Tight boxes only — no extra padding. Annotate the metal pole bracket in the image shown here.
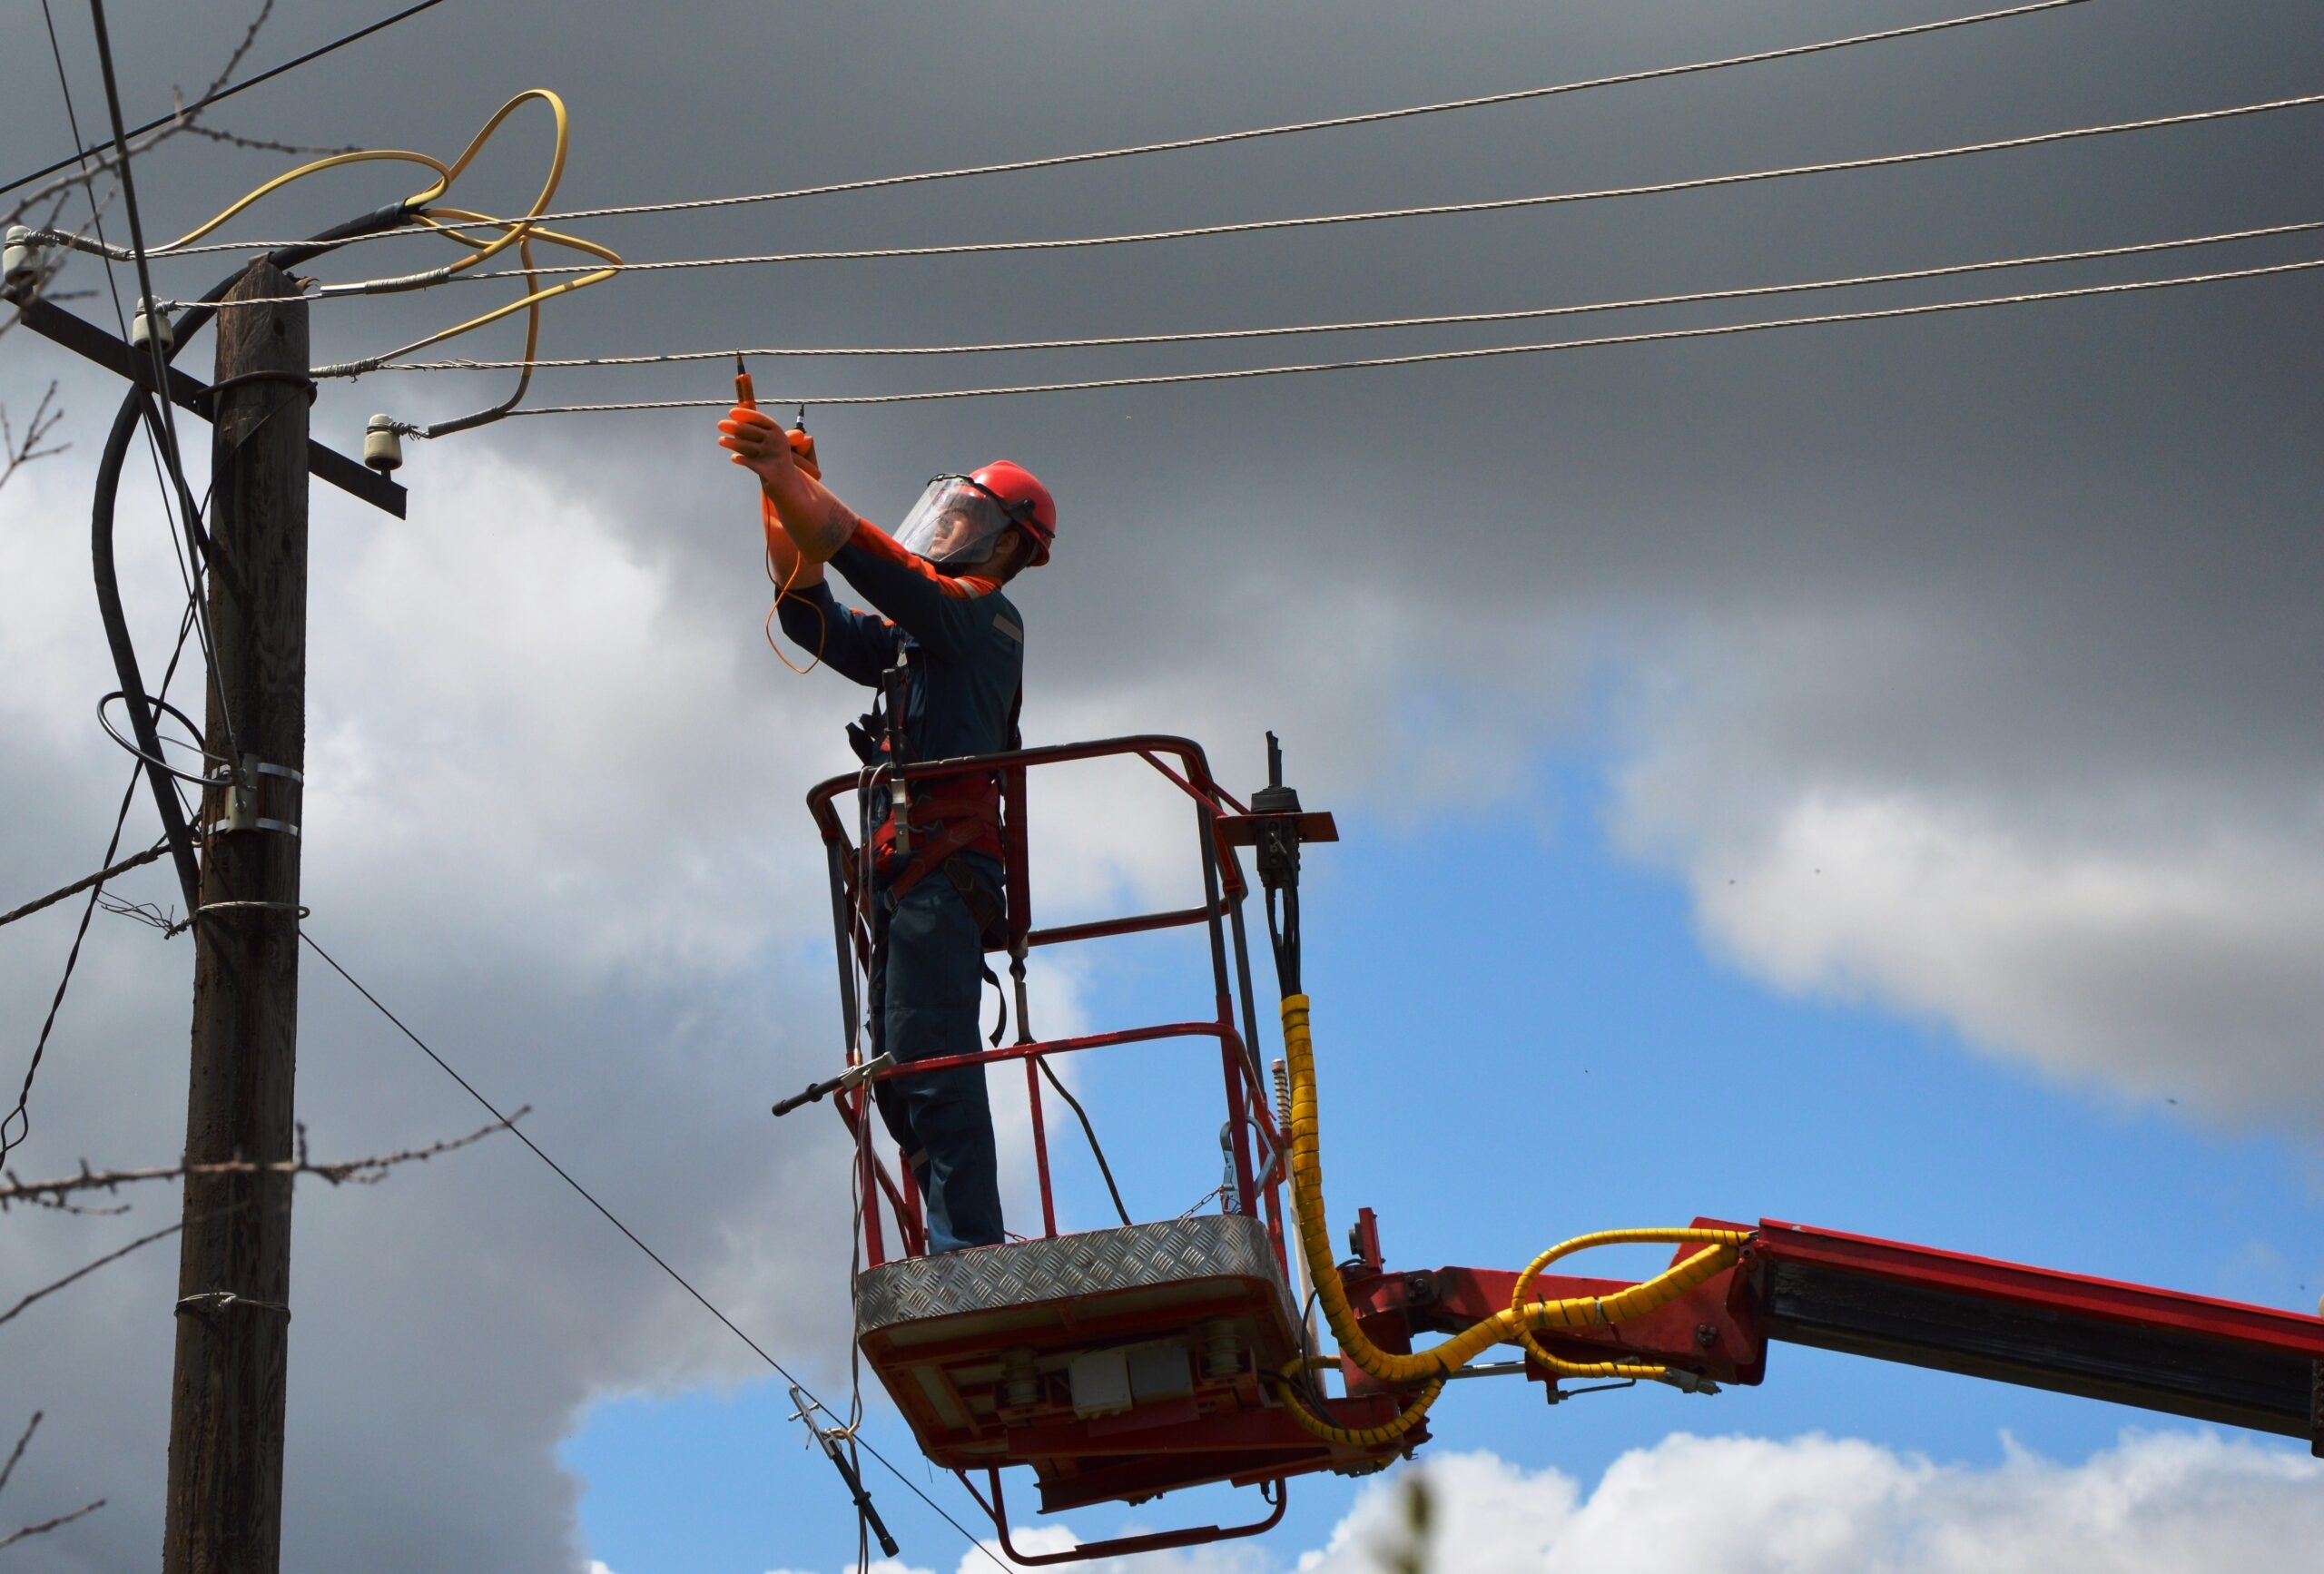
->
[216,757,302,838]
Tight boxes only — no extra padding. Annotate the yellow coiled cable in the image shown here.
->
[123,91,617,385]
[1279,993,1751,1392]
[142,148,451,254]
[135,89,562,262]
[404,207,621,367]
[403,89,569,279]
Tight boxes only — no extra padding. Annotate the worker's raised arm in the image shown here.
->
[822,523,990,662]
[720,406,856,564]
[774,577,901,686]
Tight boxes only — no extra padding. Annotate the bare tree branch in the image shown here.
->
[1,0,281,349]
[0,382,69,496]
[3,116,175,243]
[176,122,360,159]
[0,1109,530,1212]
[5,0,275,233]
[192,0,280,112]
[0,1219,184,1330]
[0,1412,35,1498]
[0,1415,106,1551]
[0,1497,108,1550]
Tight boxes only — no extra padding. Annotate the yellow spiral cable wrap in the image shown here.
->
[1270,1363,1445,1447]
[1503,1226,1753,1379]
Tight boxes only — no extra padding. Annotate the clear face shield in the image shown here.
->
[893,475,1022,569]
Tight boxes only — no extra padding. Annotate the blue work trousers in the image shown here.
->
[869,860,1004,1254]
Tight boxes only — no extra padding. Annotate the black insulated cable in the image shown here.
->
[790,1384,901,1560]
[86,0,247,771]
[92,394,204,911]
[1035,1057,1133,1228]
[90,203,418,920]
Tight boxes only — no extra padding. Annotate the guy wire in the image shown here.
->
[300,931,1009,1570]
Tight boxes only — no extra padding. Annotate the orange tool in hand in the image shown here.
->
[735,353,819,478]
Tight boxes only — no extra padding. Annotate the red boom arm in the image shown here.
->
[1338,1214,2324,1453]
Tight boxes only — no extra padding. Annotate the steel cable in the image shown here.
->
[157,0,2091,253]
[496,252,2324,414]
[253,92,2324,296]
[348,220,2324,372]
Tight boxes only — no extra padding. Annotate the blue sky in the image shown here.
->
[564,750,2323,1573]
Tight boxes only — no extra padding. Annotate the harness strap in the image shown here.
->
[881,797,1002,900]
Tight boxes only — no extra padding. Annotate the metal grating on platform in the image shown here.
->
[854,1215,1293,1336]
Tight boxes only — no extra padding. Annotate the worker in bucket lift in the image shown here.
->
[721,405,1056,1254]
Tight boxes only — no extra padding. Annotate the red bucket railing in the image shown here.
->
[805,736,1286,1274]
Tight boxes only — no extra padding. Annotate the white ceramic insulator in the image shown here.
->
[130,297,172,351]
[362,415,404,474]
[2,226,40,294]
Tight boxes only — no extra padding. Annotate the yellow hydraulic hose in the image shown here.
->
[1271,1363,1444,1448]
[1278,994,1751,1390]
[1507,1227,1750,1380]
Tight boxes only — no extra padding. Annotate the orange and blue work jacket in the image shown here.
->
[775,517,1024,893]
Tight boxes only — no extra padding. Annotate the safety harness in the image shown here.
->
[851,641,1020,954]
[850,642,1023,1048]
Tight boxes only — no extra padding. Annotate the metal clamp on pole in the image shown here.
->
[1212,733,1336,998]
[787,1384,901,1559]
[773,1052,894,1118]
[218,757,303,838]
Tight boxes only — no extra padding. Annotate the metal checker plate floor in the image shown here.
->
[854,1215,1293,1336]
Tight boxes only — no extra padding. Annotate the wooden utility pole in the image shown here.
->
[162,261,310,1574]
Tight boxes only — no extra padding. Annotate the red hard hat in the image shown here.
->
[970,460,1056,567]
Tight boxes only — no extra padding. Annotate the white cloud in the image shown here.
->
[864,1431,2324,1574]
[1610,615,2324,1124]
[303,446,828,980]
[1651,788,2324,1116]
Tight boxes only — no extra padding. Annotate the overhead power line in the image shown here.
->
[346,221,2323,372]
[298,931,1009,1571]
[167,0,2089,255]
[0,0,453,199]
[499,251,2324,414]
[281,91,2324,294]
[84,0,246,772]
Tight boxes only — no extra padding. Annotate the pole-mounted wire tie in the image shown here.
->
[175,1290,291,1320]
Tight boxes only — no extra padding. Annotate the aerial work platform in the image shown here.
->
[779,732,2324,1566]
[855,1215,1412,1517]
[793,737,1400,1562]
